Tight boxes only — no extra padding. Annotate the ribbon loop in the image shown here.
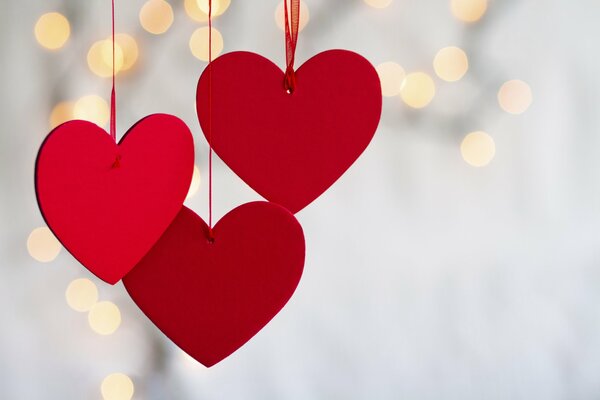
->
[283,0,300,93]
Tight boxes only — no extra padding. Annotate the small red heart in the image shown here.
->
[35,114,194,284]
[123,202,305,367]
[197,50,382,214]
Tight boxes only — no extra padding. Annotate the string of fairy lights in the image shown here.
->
[28,0,532,399]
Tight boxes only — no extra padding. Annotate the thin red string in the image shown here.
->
[284,0,300,92]
[207,0,214,239]
[110,0,116,142]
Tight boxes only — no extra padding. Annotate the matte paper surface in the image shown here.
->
[197,50,382,214]
[35,114,194,284]
[123,202,305,367]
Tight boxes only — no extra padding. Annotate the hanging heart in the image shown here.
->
[35,114,195,284]
[196,50,382,214]
[123,202,305,367]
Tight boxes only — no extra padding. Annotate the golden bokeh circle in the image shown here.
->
[461,131,495,167]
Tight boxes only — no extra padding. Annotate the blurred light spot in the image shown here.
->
[376,62,405,97]
[185,165,201,202]
[498,79,532,114]
[450,0,487,22]
[88,301,121,335]
[101,373,134,400]
[114,34,139,72]
[364,0,393,8]
[196,0,231,16]
[87,39,124,77]
[27,227,61,263]
[400,72,435,109]
[433,46,468,82]
[275,1,310,32]
[49,101,74,129]
[189,27,223,61]
[34,12,70,50]
[461,131,495,167]
[66,278,98,312]
[74,95,110,128]
[184,0,208,22]
[140,0,174,35]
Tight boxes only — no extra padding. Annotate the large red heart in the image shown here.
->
[123,202,305,367]
[35,114,194,284]
[196,50,382,214]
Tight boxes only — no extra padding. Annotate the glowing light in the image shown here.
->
[34,12,70,50]
[498,79,532,114]
[433,46,469,82]
[364,0,393,8]
[184,0,208,22]
[65,278,99,312]
[87,39,124,77]
[114,34,139,72]
[73,95,110,128]
[450,0,487,23]
[49,101,74,129]
[189,27,223,61]
[101,373,134,400]
[140,0,174,35]
[461,131,495,167]
[376,62,405,97]
[185,165,201,202]
[196,0,231,16]
[88,301,121,335]
[27,227,61,263]
[400,72,435,109]
[275,1,310,32]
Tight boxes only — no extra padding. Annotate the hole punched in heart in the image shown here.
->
[111,154,122,169]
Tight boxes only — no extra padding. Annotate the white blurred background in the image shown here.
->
[2,0,600,399]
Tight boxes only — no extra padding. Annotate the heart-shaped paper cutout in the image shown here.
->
[35,114,194,284]
[196,50,382,214]
[123,202,305,367]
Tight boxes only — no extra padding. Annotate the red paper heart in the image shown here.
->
[196,50,382,214]
[123,202,305,367]
[35,114,194,284]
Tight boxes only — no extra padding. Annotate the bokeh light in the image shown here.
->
[400,72,436,109]
[86,35,138,76]
[189,27,223,61]
[376,62,406,97]
[34,12,70,50]
[461,131,495,167]
[364,0,393,8]
[49,101,74,129]
[196,0,231,16]
[87,39,124,77]
[101,373,134,400]
[450,0,487,23]
[73,95,110,128]
[184,0,208,22]
[65,278,98,312]
[139,0,174,35]
[27,227,61,263]
[498,79,532,114]
[185,165,201,202]
[114,34,139,72]
[275,1,310,32]
[88,301,121,335]
[433,46,469,82]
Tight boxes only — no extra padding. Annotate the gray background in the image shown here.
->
[1,0,600,399]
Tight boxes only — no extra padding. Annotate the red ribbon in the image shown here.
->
[207,0,214,239]
[110,0,116,142]
[284,0,300,93]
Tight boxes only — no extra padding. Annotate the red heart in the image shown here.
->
[35,114,194,284]
[123,202,305,367]
[196,50,382,214]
